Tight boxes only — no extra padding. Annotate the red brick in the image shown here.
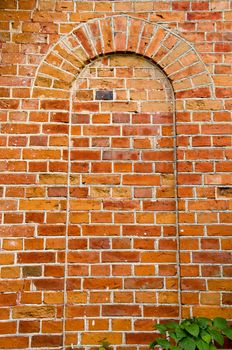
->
[17,252,55,263]
[0,337,29,349]
[144,306,179,317]
[19,320,40,333]
[181,279,206,290]
[187,12,221,20]
[103,305,141,316]
[31,335,62,348]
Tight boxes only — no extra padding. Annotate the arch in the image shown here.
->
[32,14,214,100]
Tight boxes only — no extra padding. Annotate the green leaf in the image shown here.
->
[200,330,211,344]
[185,324,200,337]
[209,345,217,350]
[223,327,232,340]
[195,338,209,350]
[149,340,157,349]
[210,330,224,346]
[156,324,167,334]
[197,318,212,329]
[213,317,228,330]
[179,337,196,350]
[175,328,187,341]
[156,338,171,350]
[181,320,191,328]
[171,347,181,350]
[166,322,179,330]
[168,330,178,341]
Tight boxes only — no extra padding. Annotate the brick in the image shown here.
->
[13,306,55,319]
[82,225,120,236]
[187,12,221,21]
[0,226,34,237]
[103,305,141,316]
[144,305,179,317]
[41,100,70,110]
[122,226,160,237]
[145,27,166,57]
[95,90,113,100]
[207,226,232,236]
[101,101,138,112]
[99,18,114,53]
[141,252,176,263]
[33,279,65,291]
[103,150,139,161]
[102,252,139,262]
[0,337,29,349]
[20,200,60,210]
[192,307,232,319]
[19,320,40,333]
[103,200,140,211]
[31,335,62,348]
[84,278,122,290]
[181,279,206,291]
[82,332,122,345]
[123,175,160,186]
[17,252,55,263]
[128,18,143,52]
[71,150,100,160]
[193,252,231,264]
[125,278,163,289]
[0,294,17,306]
[23,266,42,277]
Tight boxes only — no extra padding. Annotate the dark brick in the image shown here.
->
[95,90,113,100]
[217,187,232,198]
[23,266,42,277]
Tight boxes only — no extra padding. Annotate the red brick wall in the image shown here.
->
[0,2,231,349]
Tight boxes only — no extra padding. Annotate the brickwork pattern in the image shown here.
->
[0,2,232,350]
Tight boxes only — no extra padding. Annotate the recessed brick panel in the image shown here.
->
[66,54,176,347]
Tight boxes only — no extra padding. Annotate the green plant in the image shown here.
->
[98,339,111,350]
[150,317,232,350]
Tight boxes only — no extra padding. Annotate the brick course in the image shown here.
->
[0,2,231,349]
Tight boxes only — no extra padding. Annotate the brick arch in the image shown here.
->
[32,14,214,100]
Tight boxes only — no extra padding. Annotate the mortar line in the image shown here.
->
[173,93,182,321]
[62,89,73,350]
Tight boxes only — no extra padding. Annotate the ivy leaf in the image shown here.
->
[213,317,228,330]
[197,318,212,329]
[210,330,224,346]
[223,328,232,340]
[184,324,200,337]
[195,338,209,350]
[209,345,217,350]
[166,322,179,330]
[156,338,171,350]
[168,330,178,341]
[156,324,167,334]
[200,330,211,344]
[150,340,157,349]
[175,328,187,341]
[179,337,196,350]
[181,320,191,329]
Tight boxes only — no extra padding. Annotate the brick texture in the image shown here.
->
[0,2,231,350]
